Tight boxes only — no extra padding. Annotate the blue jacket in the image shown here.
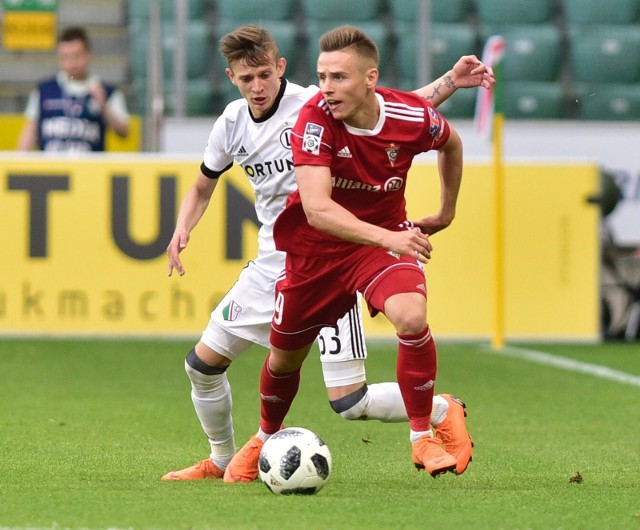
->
[37,77,115,151]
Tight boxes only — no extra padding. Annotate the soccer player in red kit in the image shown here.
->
[224,24,468,481]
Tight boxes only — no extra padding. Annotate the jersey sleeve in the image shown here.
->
[202,114,235,175]
[291,103,334,167]
[423,103,451,151]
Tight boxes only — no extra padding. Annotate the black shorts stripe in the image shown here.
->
[347,303,366,359]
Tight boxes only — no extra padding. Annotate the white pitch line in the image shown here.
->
[484,345,640,387]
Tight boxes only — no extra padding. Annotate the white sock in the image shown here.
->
[431,394,449,426]
[338,385,450,426]
[185,361,235,469]
[410,428,434,444]
[256,428,272,443]
[358,382,408,422]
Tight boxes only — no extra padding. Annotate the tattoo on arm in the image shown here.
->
[420,75,457,102]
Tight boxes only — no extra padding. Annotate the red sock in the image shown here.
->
[396,326,437,433]
[259,354,301,434]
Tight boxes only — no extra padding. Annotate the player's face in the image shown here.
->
[317,49,378,129]
[226,57,286,118]
[58,39,92,80]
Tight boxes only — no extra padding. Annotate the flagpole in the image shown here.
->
[492,110,505,349]
[475,35,506,349]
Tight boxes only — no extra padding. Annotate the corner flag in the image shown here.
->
[474,35,505,139]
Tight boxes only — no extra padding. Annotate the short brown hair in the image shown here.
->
[59,26,91,50]
[319,25,379,67]
[219,24,280,67]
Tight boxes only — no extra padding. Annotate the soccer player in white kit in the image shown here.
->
[163,24,494,481]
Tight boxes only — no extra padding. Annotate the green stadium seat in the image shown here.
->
[128,0,209,21]
[574,83,640,120]
[480,24,562,82]
[563,0,640,24]
[476,0,555,24]
[568,25,640,83]
[301,0,385,21]
[216,0,296,21]
[437,87,478,119]
[183,78,216,116]
[164,21,211,79]
[503,81,567,119]
[396,22,479,88]
[129,20,211,80]
[130,76,215,116]
[390,0,473,23]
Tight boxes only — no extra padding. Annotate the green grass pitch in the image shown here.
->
[0,338,638,529]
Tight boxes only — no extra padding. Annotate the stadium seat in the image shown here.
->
[479,24,562,82]
[390,0,473,23]
[129,20,211,81]
[476,0,555,24]
[563,0,640,25]
[216,0,296,21]
[183,77,216,116]
[568,25,640,83]
[131,76,215,116]
[128,0,208,21]
[574,83,640,120]
[218,77,243,108]
[437,87,478,119]
[301,0,385,21]
[503,81,567,119]
[396,22,479,88]
[164,20,211,79]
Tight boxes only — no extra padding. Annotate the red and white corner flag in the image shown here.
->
[474,35,505,139]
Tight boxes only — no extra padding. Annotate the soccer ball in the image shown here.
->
[258,427,332,495]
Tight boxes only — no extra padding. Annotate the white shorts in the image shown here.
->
[200,252,369,387]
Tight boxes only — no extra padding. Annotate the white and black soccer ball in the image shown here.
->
[258,427,332,495]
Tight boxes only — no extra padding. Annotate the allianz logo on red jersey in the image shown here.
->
[331,175,404,192]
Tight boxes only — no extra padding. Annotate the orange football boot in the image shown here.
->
[223,436,264,483]
[161,458,224,481]
[434,394,474,475]
[411,435,457,477]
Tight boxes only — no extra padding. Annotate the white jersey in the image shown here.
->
[202,79,319,257]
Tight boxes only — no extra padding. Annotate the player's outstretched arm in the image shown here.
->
[413,55,495,107]
[414,126,464,237]
[167,172,218,276]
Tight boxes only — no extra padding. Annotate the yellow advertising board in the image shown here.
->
[2,10,56,49]
[2,0,58,50]
[0,154,600,340]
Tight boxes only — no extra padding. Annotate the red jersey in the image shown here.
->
[274,86,450,257]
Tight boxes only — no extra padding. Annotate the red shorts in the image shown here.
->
[270,245,426,350]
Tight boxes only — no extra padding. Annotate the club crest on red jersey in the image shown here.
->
[385,143,399,167]
[427,107,440,137]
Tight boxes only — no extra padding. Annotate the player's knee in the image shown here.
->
[184,348,228,392]
[329,385,370,421]
[395,315,428,336]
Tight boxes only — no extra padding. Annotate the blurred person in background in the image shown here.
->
[18,26,130,152]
